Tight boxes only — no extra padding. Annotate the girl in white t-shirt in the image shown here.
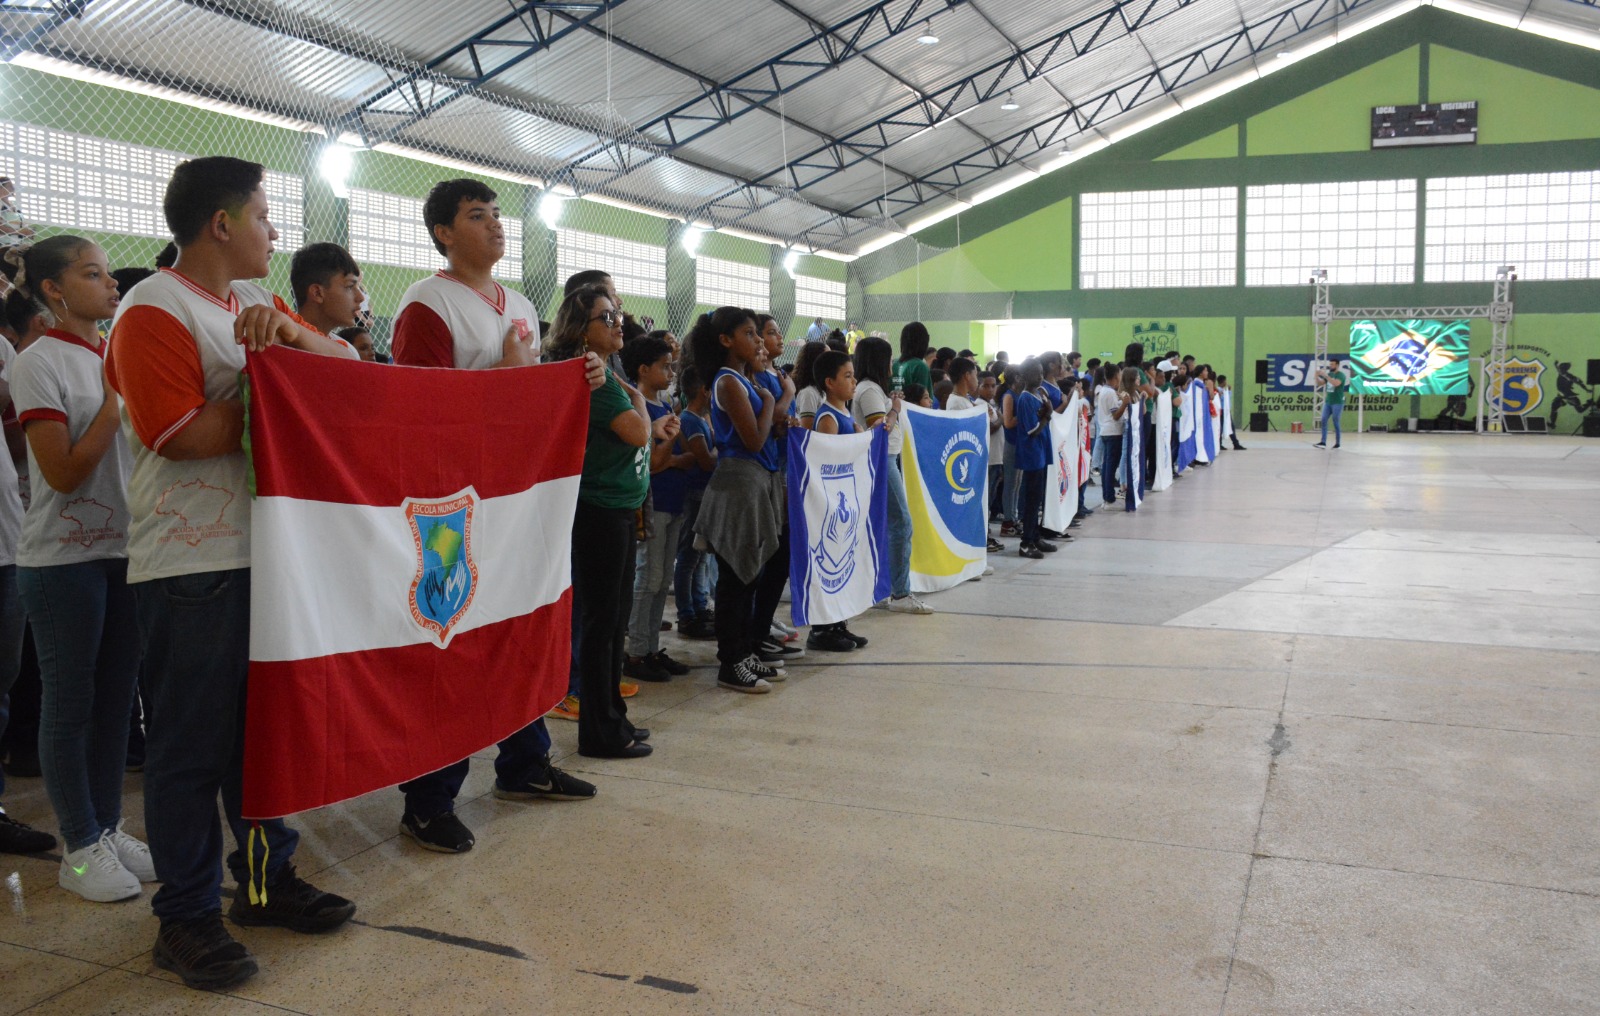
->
[4,236,149,903]
[851,337,926,613]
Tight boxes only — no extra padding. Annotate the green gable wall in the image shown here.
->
[1246,47,1421,157]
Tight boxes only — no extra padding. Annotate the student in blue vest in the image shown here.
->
[1013,358,1057,559]
[690,307,792,693]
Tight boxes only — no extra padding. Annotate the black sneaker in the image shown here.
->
[840,625,869,648]
[1313,441,1326,448]
[650,650,690,676]
[680,617,717,640]
[806,626,857,652]
[757,637,803,661]
[622,654,670,683]
[1019,543,1044,559]
[1037,541,1059,553]
[744,655,786,682]
[0,810,56,854]
[155,912,258,991]
[985,537,1003,553]
[717,659,772,694]
[227,865,355,933]
[493,760,596,802]
[400,811,476,853]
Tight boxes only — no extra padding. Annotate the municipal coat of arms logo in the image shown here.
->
[405,488,480,648]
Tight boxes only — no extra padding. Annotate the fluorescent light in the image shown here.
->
[1001,92,1020,111]
[782,249,801,277]
[372,142,543,187]
[856,229,908,257]
[972,167,1039,204]
[904,200,971,235]
[917,20,939,44]
[317,142,356,199]
[537,191,565,228]
[681,224,706,257]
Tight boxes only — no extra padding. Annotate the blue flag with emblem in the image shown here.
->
[787,426,891,626]
[901,403,990,593]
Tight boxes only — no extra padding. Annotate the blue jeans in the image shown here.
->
[1101,434,1123,505]
[1321,402,1344,444]
[626,508,682,657]
[885,454,912,599]
[136,568,299,920]
[0,565,26,802]
[674,491,711,621]
[20,559,141,852]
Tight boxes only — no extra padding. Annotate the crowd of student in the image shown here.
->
[0,155,1243,994]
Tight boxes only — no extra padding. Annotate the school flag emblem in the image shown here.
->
[788,427,890,625]
[240,347,587,819]
[901,404,989,593]
[1043,396,1081,532]
[405,491,478,646]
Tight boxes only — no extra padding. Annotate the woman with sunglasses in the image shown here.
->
[545,285,676,759]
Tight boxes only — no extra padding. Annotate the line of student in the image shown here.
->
[0,154,1240,996]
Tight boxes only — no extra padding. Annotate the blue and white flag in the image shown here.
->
[1176,383,1197,473]
[787,427,891,626]
[1122,399,1144,511]
[901,404,990,593]
[1188,378,1214,463]
[1153,389,1174,492]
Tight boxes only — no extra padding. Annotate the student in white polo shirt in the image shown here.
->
[107,156,359,991]
[391,178,605,855]
[6,235,147,905]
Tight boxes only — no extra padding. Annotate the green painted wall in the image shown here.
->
[848,8,1600,433]
[1156,125,1240,162]
[867,199,1072,295]
[1429,47,1600,145]
[1247,47,1421,157]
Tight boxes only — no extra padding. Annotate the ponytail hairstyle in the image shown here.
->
[2,235,97,333]
[684,305,755,378]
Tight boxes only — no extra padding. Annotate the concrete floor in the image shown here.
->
[3,433,1598,1014]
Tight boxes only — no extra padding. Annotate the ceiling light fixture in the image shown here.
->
[1000,91,1019,111]
[917,19,939,44]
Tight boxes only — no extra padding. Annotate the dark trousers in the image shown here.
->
[750,527,790,639]
[1020,468,1046,544]
[573,505,637,753]
[1100,434,1123,505]
[1143,414,1156,483]
[0,566,26,800]
[713,545,784,668]
[137,569,299,921]
[673,491,707,622]
[399,715,552,819]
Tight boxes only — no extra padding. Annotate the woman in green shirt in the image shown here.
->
[893,321,934,394]
[545,284,678,759]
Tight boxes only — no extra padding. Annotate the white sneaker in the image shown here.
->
[107,820,156,882]
[60,833,141,902]
[886,594,934,615]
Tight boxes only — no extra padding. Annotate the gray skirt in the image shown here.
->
[694,456,784,585]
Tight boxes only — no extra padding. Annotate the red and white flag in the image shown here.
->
[241,346,585,818]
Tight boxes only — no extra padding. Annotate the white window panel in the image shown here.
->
[555,227,665,299]
[1079,186,1237,289]
[350,188,522,281]
[1426,170,1600,282]
[0,119,303,248]
[1244,179,1416,286]
[696,255,770,308]
[794,274,845,321]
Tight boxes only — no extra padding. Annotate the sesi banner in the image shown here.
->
[240,347,585,819]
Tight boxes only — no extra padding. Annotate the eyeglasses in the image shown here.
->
[589,310,621,327]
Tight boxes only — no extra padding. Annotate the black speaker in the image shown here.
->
[1416,419,1434,432]
[1525,417,1548,433]
[1584,416,1600,438]
[1588,359,1600,385]
[1255,359,1269,385]
[1249,412,1268,432]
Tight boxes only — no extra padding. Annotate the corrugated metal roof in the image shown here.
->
[3,0,1589,255]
